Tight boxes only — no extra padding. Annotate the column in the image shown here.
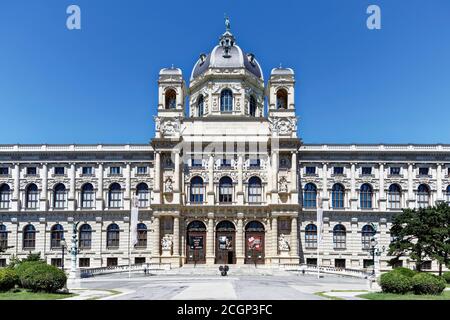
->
[322,162,328,209]
[290,216,298,258]
[124,163,131,210]
[173,216,180,258]
[174,151,180,192]
[379,163,386,210]
[40,163,48,211]
[408,163,414,208]
[236,214,244,264]
[13,163,20,211]
[208,155,214,204]
[272,151,278,192]
[69,163,75,210]
[237,155,244,205]
[154,152,161,191]
[350,162,357,210]
[437,163,443,201]
[97,163,104,210]
[291,152,297,192]
[152,216,160,261]
[206,213,214,264]
[272,217,278,261]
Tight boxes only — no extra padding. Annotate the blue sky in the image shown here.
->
[0,0,449,144]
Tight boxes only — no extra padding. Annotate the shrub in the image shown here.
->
[392,267,416,278]
[443,271,450,284]
[380,271,412,294]
[15,261,45,279]
[19,263,66,293]
[411,273,446,295]
[0,268,19,292]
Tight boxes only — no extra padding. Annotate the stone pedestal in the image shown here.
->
[161,248,171,257]
[279,249,290,257]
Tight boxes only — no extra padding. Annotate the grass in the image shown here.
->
[358,291,450,300]
[0,289,77,300]
[315,291,345,300]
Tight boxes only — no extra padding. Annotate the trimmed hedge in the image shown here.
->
[19,263,67,293]
[443,271,450,284]
[392,267,416,278]
[380,271,413,294]
[411,273,446,295]
[0,268,19,292]
[15,261,45,279]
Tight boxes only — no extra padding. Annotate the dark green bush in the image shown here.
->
[392,267,416,278]
[15,261,45,279]
[19,263,66,293]
[0,268,19,292]
[380,271,412,294]
[442,271,450,284]
[411,273,446,295]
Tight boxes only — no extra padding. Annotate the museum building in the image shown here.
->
[0,24,449,272]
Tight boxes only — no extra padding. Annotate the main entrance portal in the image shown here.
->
[245,221,265,264]
[186,220,207,264]
[215,220,236,264]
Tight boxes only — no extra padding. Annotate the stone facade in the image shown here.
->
[0,25,449,272]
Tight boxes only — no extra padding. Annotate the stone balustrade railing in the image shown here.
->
[80,262,171,278]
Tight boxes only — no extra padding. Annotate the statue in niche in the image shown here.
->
[161,234,173,250]
[164,177,173,193]
[278,234,290,251]
[279,177,288,193]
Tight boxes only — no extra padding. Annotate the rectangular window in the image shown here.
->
[51,258,62,268]
[305,166,316,175]
[363,259,374,269]
[221,159,232,168]
[361,167,372,175]
[79,258,90,268]
[421,261,432,270]
[391,260,403,269]
[0,229,7,249]
[335,259,346,269]
[109,190,122,208]
[191,159,203,168]
[419,167,429,176]
[306,258,317,266]
[54,167,65,175]
[249,158,261,169]
[110,167,121,175]
[0,188,10,209]
[0,167,8,175]
[390,167,401,175]
[137,166,147,175]
[135,257,146,265]
[333,166,344,175]
[82,166,93,175]
[26,167,37,175]
[106,258,118,267]
[0,259,6,267]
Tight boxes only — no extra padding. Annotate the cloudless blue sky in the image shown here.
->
[0,0,449,144]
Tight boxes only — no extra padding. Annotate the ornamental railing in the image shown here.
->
[80,262,171,278]
[279,263,372,278]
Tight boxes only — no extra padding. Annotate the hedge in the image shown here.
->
[411,273,446,295]
[380,271,413,294]
[443,271,450,284]
[0,268,19,292]
[19,263,67,293]
[392,267,416,278]
[15,261,45,279]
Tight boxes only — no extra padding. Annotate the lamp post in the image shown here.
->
[370,237,377,276]
[60,238,67,271]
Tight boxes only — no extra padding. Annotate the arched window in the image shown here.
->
[219,176,233,203]
[136,183,149,208]
[187,220,207,231]
[303,183,317,208]
[361,225,376,249]
[0,184,10,209]
[165,89,176,109]
[248,177,262,203]
[360,184,373,209]
[197,95,204,117]
[332,184,345,209]
[220,89,233,112]
[23,224,36,250]
[50,224,64,249]
[216,220,236,231]
[79,224,92,250]
[109,183,122,208]
[53,183,67,209]
[0,225,7,250]
[417,184,430,208]
[305,224,317,249]
[249,95,257,116]
[388,184,402,209]
[106,223,120,248]
[136,223,147,248]
[333,224,346,249]
[26,184,39,209]
[245,221,265,232]
[276,89,288,109]
[81,183,94,208]
[190,176,204,203]
[446,185,450,203]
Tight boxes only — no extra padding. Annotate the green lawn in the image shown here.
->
[0,289,76,300]
[358,291,450,300]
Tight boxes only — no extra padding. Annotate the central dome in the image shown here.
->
[190,28,263,81]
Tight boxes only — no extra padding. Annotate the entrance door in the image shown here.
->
[215,220,236,264]
[244,221,265,264]
[186,221,207,264]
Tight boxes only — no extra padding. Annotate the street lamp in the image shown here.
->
[60,238,67,271]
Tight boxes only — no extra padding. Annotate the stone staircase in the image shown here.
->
[157,264,292,276]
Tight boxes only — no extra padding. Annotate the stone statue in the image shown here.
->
[279,177,288,193]
[132,195,139,209]
[225,16,231,31]
[164,177,173,193]
[278,234,290,251]
[161,234,173,250]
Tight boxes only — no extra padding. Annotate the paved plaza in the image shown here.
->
[67,273,370,300]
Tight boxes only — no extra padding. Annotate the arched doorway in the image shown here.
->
[186,220,207,264]
[215,220,236,264]
[245,221,265,265]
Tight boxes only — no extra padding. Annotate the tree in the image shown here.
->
[388,202,450,275]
